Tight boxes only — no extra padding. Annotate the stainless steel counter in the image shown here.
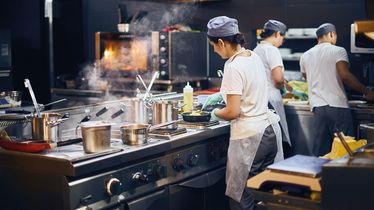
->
[284,103,374,156]
[284,104,314,156]
[0,122,230,177]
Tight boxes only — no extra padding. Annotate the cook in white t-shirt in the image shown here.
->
[300,42,350,110]
[254,19,291,148]
[205,16,283,210]
[300,23,374,156]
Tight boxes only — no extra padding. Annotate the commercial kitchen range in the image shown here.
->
[0,95,230,210]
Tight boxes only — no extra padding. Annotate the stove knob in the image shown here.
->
[173,158,185,172]
[132,172,149,183]
[209,147,220,161]
[160,47,166,52]
[187,154,200,167]
[160,34,167,41]
[153,164,167,178]
[160,58,167,65]
[105,178,122,196]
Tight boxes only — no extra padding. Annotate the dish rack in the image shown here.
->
[0,114,33,131]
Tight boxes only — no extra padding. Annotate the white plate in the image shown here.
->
[348,100,367,105]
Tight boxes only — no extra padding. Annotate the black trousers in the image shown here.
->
[313,105,354,156]
[229,125,278,210]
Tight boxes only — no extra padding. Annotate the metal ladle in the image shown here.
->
[136,75,148,91]
[39,99,67,111]
[143,72,160,108]
[24,79,41,118]
[144,71,159,100]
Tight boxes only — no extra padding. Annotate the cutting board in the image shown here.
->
[267,155,330,178]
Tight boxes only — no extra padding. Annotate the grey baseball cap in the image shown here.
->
[207,16,239,37]
[264,20,287,35]
[316,23,336,37]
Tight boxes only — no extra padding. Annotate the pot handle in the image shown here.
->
[75,115,91,136]
[47,118,69,127]
[148,119,182,132]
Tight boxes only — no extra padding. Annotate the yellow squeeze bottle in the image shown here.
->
[183,82,193,112]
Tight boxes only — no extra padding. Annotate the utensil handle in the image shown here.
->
[335,132,353,157]
[148,119,182,132]
[24,79,41,118]
[111,108,124,119]
[144,72,159,100]
[96,106,108,117]
[40,99,67,110]
[136,75,148,91]
[56,138,82,147]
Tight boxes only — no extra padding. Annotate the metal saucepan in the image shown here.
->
[31,112,69,141]
[182,111,211,122]
[152,100,178,129]
[128,98,151,124]
[80,121,112,153]
[120,120,181,145]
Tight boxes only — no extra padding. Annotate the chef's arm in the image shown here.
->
[336,61,369,95]
[336,61,374,100]
[214,94,241,121]
[272,66,285,89]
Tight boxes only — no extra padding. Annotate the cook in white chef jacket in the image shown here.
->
[253,20,292,153]
[205,16,284,210]
[300,23,374,156]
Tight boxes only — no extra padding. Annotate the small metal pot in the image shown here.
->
[152,100,178,129]
[120,120,181,145]
[32,113,62,141]
[80,121,111,153]
[128,98,151,124]
[120,123,149,146]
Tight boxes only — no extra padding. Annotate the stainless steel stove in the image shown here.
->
[0,118,230,210]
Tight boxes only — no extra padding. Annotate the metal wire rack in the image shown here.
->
[0,114,33,131]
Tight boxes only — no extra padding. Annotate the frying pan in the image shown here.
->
[182,111,211,122]
[0,138,82,153]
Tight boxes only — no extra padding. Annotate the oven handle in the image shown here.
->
[98,194,129,210]
[177,166,225,189]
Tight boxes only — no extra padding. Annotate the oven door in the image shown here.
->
[169,166,229,210]
[95,32,151,77]
[127,188,169,210]
[97,188,168,210]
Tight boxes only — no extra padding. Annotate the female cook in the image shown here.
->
[205,16,284,210]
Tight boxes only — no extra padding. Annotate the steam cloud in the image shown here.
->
[81,2,199,99]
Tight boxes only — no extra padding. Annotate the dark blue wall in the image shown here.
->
[0,0,372,100]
